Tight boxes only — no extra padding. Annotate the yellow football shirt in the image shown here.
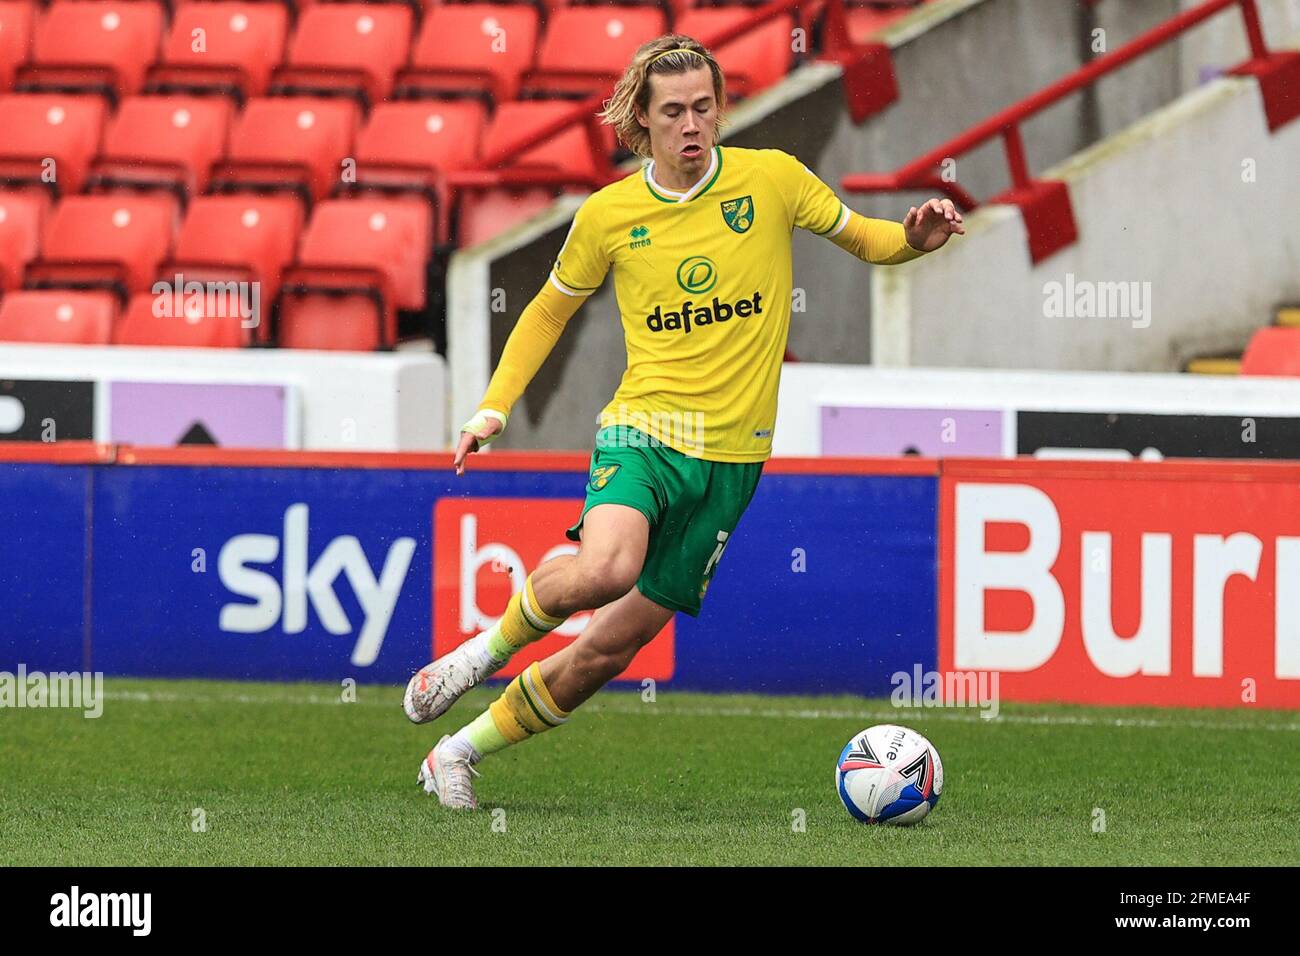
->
[502,145,924,462]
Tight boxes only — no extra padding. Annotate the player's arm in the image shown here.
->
[778,151,963,261]
[454,200,610,474]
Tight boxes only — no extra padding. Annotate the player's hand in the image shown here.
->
[452,409,507,475]
[903,198,965,252]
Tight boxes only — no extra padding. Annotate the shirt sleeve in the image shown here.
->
[770,150,925,264]
[550,196,610,297]
[480,279,587,417]
[769,149,852,238]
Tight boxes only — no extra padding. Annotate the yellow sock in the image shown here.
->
[484,662,571,749]
[486,574,566,661]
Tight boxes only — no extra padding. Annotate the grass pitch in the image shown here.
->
[1,677,1297,866]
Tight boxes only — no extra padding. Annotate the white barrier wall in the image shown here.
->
[774,362,1300,457]
[872,42,1300,371]
[0,344,446,451]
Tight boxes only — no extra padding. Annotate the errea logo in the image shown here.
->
[629,224,651,249]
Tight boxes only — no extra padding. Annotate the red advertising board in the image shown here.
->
[433,498,674,681]
[940,459,1300,708]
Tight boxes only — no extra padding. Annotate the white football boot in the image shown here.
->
[403,639,504,724]
[418,735,480,810]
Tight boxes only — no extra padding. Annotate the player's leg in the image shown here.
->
[535,585,674,711]
[422,584,671,806]
[417,576,670,810]
[403,502,650,724]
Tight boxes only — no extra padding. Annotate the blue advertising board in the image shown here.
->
[2,457,937,696]
[0,463,89,671]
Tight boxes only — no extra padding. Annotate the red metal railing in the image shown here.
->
[841,0,1300,261]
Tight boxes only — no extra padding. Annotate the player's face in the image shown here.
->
[639,66,717,175]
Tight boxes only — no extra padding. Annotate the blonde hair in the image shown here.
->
[599,35,728,160]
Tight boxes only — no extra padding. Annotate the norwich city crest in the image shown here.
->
[720,196,754,234]
[589,464,620,491]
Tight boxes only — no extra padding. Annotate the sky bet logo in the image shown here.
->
[218,504,416,667]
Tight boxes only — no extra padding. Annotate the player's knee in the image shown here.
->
[577,551,641,605]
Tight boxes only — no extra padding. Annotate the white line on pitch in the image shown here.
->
[96,688,1300,734]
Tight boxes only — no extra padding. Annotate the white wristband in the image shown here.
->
[461,408,508,447]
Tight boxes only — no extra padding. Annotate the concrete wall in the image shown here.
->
[462,0,1300,452]
[875,58,1300,372]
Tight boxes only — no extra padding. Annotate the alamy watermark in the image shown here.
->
[890,665,1000,719]
[0,664,104,718]
[152,274,261,329]
[1043,272,1152,329]
[596,404,708,457]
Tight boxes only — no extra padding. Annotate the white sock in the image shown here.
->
[464,629,511,668]
[444,729,482,764]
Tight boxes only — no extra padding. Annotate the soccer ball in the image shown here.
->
[835,724,943,825]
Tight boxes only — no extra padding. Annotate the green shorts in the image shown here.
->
[566,426,764,616]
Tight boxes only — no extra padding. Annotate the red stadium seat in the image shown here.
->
[280,198,429,350]
[90,96,234,196]
[457,187,558,247]
[400,4,540,103]
[0,93,107,194]
[452,101,613,246]
[1241,327,1300,376]
[357,101,487,174]
[523,7,666,97]
[0,190,49,290]
[481,100,616,176]
[21,1,165,100]
[354,101,488,245]
[32,194,177,297]
[847,0,925,43]
[148,2,289,101]
[0,289,116,344]
[214,97,359,204]
[0,1,35,92]
[167,194,304,339]
[114,289,251,348]
[676,9,795,97]
[273,4,413,106]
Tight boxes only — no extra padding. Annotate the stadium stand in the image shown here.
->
[2,0,905,351]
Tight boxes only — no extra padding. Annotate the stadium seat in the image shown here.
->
[676,9,795,97]
[453,100,614,246]
[846,0,925,44]
[0,190,48,290]
[1241,327,1300,376]
[31,194,177,298]
[399,3,540,103]
[114,289,251,348]
[523,7,666,97]
[272,4,413,107]
[0,289,116,344]
[148,2,290,101]
[456,186,559,248]
[89,96,234,197]
[279,198,429,350]
[0,93,107,194]
[0,1,35,92]
[353,100,488,245]
[300,196,430,306]
[481,100,616,176]
[20,1,165,101]
[166,194,304,339]
[357,101,487,174]
[213,97,360,204]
